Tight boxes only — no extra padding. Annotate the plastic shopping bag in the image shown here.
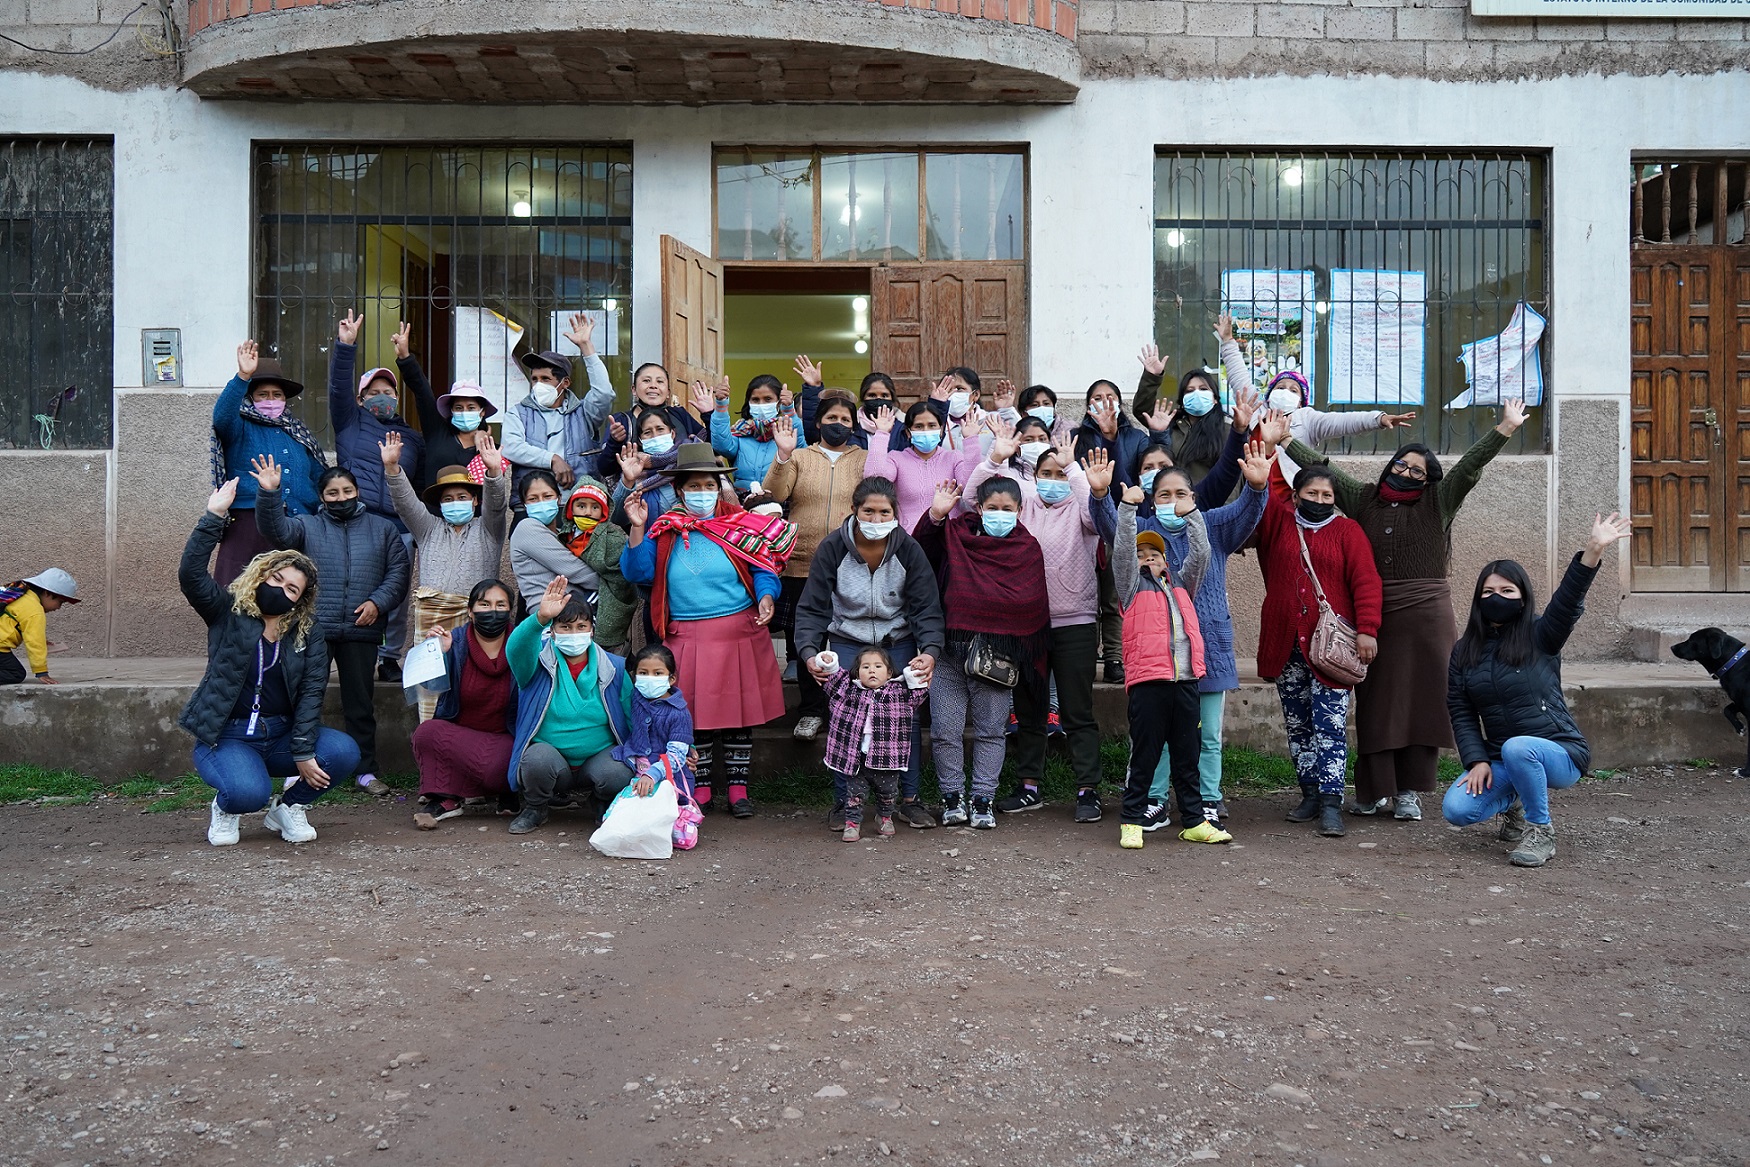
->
[589,780,679,860]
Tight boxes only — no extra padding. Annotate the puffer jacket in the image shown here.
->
[329,340,425,533]
[255,487,410,643]
[178,512,329,759]
[1071,412,1155,491]
[1447,552,1597,774]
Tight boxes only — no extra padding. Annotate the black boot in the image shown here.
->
[1317,793,1346,837]
[1286,785,1320,823]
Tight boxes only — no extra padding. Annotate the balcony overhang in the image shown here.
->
[182,0,1081,103]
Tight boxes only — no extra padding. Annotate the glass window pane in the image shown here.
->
[256,144,634,446]
[924,153,1025,261]
[1152,151,1547,455]
[818,152,919,262]
[714,150,815,261]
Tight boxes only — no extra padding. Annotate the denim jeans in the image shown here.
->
[192,717,362,814]
[824,635,923,805]
[1441,735,1581,827]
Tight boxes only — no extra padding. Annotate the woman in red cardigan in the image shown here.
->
[1255,465,1383,838]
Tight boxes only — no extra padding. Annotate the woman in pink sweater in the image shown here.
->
[965,432,1109,822]
[863,402,985,531]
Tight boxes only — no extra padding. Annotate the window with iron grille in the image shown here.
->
[1153,151,1549,455]
[255,144,633,446]
[0,139,113,451]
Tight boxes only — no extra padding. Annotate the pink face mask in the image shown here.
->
[254,398,287,420]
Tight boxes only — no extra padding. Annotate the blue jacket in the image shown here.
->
[709,405,806,490]
[612,689,694,792]
[594,405,706,482]
[505,615,634,789]
[213,376,325,515]
[432,624,519,732]
[1071,414,1154,491]
[1154,484,1265,693]
[329,341,425,534]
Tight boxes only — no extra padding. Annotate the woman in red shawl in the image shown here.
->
[620,445,794,818]
[912,474,1051,831]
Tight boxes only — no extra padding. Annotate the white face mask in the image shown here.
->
[947,392,971,419]
[1018,440,1050,464]
[533,382,561,409]
[858,519,898,540]
[1268,388,1302,413]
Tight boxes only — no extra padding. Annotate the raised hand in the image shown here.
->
[208,478,239,517]
[778,385,794,409]
[1144,399,1176,433]
[689,381,717,414]
[870,404,896,435]
[618,443,648,487]
[1379,410,1417,429]
[1081,447,1115,497]
[988,430,1020,464]
[236,340,259,380]
[793,354,822,386]
[379,431,403,470]
[248,453,282,493]
[536,576,570,625]
[928,479,963,522]
[714,374,732,402]
[337,309,363,346]
[391,321,411,360]
[608,415,628,443]
[1214,312,1236,344]
[773,414,798,458]
[1138,343,1166,378]
[622,491,649,528]
[1582,511,1632,567]
[1258,408,1292,450]
[993,379,1017,411]
[1498,398,1527,435]
[565,310,595,355]
[930,375,954,403]
[1239,439,1272,489]
[1231,384,1260,433]
[477,430,503,478]
[1120,483,1145,507]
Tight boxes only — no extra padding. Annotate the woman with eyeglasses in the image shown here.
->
[1285,399,1528,822]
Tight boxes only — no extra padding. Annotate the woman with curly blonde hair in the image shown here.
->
[179,478,361,847]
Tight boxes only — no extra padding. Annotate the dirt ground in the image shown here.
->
[3,766,1748,1167]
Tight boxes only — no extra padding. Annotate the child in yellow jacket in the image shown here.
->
[0,568,79,685]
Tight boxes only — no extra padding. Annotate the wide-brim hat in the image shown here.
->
[436,382,499,420]
[22,568,78,602]
[422,465,484,505]
[248,357,304,399]
[648,443,730,481]
[519,349,572,377]
[358,367,399,395]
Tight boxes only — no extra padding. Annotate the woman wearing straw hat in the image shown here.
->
[0,568,79,685]
[381,430,511,720]
[210,340,327,585]
[620,443,794,818]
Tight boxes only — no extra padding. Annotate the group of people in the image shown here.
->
[67,307,1626,869]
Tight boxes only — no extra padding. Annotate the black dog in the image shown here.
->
[1671,627,1750,775]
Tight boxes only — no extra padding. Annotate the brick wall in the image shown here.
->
[2,0,178,88]
[1079,0,1747,79]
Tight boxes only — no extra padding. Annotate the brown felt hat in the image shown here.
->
[422,465,483,505]
[248,357,304,399]
[648,443,730,481]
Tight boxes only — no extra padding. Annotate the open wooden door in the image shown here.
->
[661,235,724,393]
[872,263,1026,401]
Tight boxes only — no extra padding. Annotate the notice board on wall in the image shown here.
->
[1328,270,1427,407]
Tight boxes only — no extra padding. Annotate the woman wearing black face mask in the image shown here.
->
[1442,513,1630,867]
[765,392,869,741]
[410,579,524,830]
[1285,399,1527,822]
[181,479,360,848]
[253,457,409,798]
[1255,466,1383,838]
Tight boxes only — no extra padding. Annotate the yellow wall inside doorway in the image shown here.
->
[724,293,871,409]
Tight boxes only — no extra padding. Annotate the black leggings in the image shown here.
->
[0,650,26,685]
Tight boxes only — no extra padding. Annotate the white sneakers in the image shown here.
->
[208,798,317,846]
[207,800,241,846]
[263,800,317,844]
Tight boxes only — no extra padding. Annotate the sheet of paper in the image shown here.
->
[1448,301,1547,410]
[550,309,621,358]
[1329,270,1427,406]
[401,636,450,691]
[452,306,526,414]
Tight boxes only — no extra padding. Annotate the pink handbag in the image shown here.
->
[1296,525,1369,686]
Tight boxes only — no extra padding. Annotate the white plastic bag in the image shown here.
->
[589,781,679,860]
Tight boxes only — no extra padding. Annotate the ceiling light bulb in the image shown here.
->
[839,204,862,225]
[512,192,531,218]
[852,296,868,313]
[1282,165,1303,188]
[1315,300,1330,315]
[1164,229,1185,248]
[603,298,618,312]
[854,339,869,355]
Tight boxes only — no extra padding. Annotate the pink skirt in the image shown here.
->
[666,608,786,732]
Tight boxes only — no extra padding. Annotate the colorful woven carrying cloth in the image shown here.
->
[643,504,797,632]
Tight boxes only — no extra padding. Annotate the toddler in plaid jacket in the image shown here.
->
[820,647,930,842]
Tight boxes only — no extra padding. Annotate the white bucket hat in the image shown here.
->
[22,568,79,603]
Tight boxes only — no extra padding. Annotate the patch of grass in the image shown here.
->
[1686,757,1717,769]
[0,765,103,805]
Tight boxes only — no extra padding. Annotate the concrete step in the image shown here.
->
[2,658,1742,781]
[1618,594,1750,662]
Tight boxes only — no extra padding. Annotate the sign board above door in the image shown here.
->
[1473,0,1749,14]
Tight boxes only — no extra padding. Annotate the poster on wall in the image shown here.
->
[1329,270,1427,406]
[1447,301,1547,410]
[453,306,527,414]
[1219,269,1317,400]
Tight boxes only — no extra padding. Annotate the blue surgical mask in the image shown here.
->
[440,500,475,525]
[748,402,779,424]
[1036,480,1073,505]
[683,490,718,517]
[642,434,674,456]
[526,500,560,526]
[1026,405,1055,427]
[1182,388,1216,417]
[1140,468,1161,494]
[451,411,482,432]
[634,674,671,699]
[553,632,592,658]
[1159,512,1189,532]
[910,430,942,453]
[981,509,1018,537]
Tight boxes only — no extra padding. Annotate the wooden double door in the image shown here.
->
[1630,247,1750,590]
[661,234,1026,402]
